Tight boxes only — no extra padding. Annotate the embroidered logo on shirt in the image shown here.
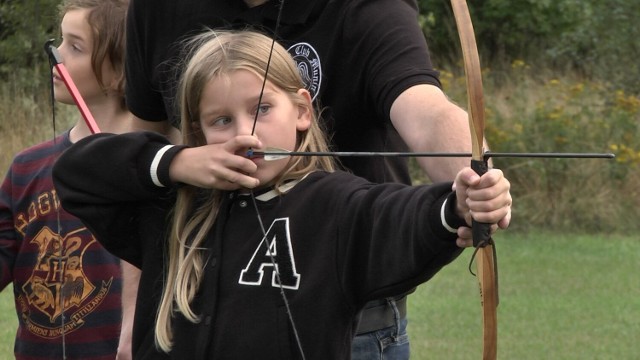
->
[288,42,322,101]
[19,226,113,338]
[239,218,301,290]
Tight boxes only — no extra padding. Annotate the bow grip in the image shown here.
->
[471,159,492,248]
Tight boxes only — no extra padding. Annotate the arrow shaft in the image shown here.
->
[251,150,614,159]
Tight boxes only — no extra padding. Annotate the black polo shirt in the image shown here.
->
[125,0,441,185]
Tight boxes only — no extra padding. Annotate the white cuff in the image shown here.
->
[150,145,174,187]
[440,198,459,234]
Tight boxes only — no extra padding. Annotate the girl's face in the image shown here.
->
[54,9,116,105]
[197,69,311,186]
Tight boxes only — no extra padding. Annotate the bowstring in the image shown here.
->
[247,0,306,358]
[46,47,67,360]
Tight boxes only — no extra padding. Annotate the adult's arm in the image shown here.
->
[344,0,488,182]
[391,84,476,182]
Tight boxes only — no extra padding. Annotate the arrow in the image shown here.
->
[247,147,614,161]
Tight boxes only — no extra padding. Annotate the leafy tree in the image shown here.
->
[418,0,581,64]
[418,0,639,93]
[0,0,58,92]
[551,0,640,93]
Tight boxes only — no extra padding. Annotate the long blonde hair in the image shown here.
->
[155,30,335,351]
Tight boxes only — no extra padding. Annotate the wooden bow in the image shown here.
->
[450,1,499,359]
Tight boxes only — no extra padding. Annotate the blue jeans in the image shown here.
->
[351,300,410,360]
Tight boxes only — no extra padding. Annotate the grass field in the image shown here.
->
[408,232,639,359]
[0,288,17,355]
[0,232,637,358]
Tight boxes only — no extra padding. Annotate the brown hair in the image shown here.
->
[58,0,128,103]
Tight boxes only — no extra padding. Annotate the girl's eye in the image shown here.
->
[211,117,232,127]
[256,104,271,115]
[60,37,83,53]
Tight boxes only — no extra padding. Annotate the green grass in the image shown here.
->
[0,232,637,358]
[408,232,640,359]
[0,288,17,355]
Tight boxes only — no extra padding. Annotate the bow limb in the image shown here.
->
[45,40,101,134]
[450,1,498,359]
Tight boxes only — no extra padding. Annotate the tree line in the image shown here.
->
[1,0,639,93]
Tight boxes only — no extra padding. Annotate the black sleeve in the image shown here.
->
[344,0,442,119]
[333,175,463,305]
[52,131,183,265]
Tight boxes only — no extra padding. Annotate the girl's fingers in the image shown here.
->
[218,168,260,189]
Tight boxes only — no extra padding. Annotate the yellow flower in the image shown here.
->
[570,83,584,94]
[554,136,568,145]
[513,123,523,134]
[614,90,640,114]
[511,59,526,69]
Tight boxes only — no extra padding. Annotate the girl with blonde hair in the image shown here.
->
[53,30,512,359]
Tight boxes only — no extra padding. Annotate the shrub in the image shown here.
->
[427,62,640,233]
[418,0,640,94]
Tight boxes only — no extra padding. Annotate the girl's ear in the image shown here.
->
[296,89,312,131]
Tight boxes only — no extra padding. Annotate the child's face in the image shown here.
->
[54,9,117,106]
[197,69,311,186]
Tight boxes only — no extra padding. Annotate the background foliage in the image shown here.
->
[418,0,640,94]
[2,1,639,94]
[1,1,639,232]
[0,0,58,93]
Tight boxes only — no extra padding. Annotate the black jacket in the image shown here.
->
[53,132,465,359]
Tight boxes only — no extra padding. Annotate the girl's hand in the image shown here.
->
[169,135,262,190]
[453,168,512,247]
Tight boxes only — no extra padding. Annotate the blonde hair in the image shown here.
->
[155,30,335,351]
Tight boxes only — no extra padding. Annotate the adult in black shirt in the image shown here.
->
[121,0,477,359]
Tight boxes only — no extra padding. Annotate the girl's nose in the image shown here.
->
[56,46,66,63]
[236,116,256,135]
